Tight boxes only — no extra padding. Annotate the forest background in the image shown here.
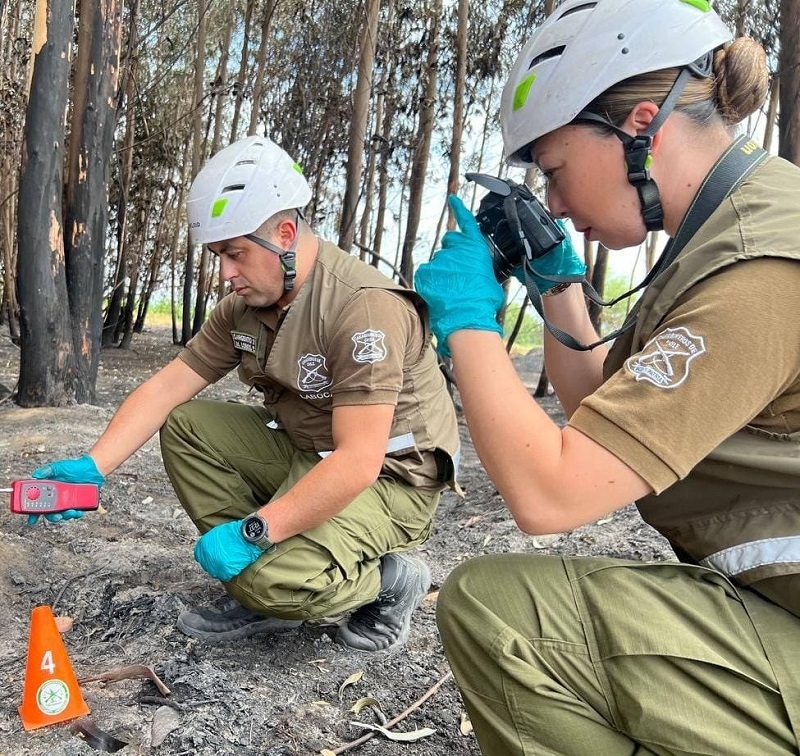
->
[0,0,798,399]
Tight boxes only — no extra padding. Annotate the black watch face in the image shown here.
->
[242,516,266,542]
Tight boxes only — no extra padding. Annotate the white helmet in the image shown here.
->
[187,135,312,245]
[501,0,733,166]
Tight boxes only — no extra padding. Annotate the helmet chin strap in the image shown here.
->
[245,210,303,292]
[574,52,714,233]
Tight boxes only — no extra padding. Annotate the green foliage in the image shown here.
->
[503,274,642,351]
[145,298,173,326]
[599,275,642,335]
[503,301,542,349]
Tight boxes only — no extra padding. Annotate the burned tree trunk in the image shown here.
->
[16,0,75,407]
[64,0,122,402]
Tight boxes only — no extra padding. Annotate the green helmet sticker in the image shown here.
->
[211,198,228,218]
[680,0,711,11]
[513,72,537,112]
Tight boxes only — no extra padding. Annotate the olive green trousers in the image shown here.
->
[159,399,440,620]
[437,553,800,755]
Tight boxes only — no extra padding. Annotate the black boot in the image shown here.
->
[336,553,431,652]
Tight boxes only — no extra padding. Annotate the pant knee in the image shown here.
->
[437,554,575,645]
[160,400,202,447]
[159,404,189,461]
[437,559,476,625]
[436,556,504,646]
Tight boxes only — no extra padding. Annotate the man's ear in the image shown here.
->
[275,217,298,247]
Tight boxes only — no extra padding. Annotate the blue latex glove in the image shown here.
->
[194,520,263,582]
[27,454,105,525]
[415,195,505,357]
[27,509,85,525]
[512,219,586,293]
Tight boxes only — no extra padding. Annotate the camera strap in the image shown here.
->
[521,134,768,351]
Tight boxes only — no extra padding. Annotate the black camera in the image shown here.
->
[466,172,564,282]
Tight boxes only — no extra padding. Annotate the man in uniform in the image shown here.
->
[31,135,460,653]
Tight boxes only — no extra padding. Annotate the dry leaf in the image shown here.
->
[337,669,363,700]
[54,615,74,633]
[150,705,181,747]
[349,721,436,742]
[350,696,382,714]
[531,534,561,549]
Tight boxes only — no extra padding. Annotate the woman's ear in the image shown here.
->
[623,100,660,136]
[622,100,666,154]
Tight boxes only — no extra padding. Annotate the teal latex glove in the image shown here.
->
[512,219,586,293]
[194,520,263,582]
[32,454,106,485]
[415,195,505,357]
[27,509,84,525]
[28,454,105,525]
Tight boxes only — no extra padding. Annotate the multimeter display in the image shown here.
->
[8,480,100,514]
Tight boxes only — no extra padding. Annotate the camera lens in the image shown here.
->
[484,220,522,282]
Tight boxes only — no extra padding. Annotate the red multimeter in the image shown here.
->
[6,480,100,515]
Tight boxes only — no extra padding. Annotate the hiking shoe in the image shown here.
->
[177,596,302,642]
[336,553,431,652]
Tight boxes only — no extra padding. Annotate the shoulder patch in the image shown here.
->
[351,329,387,364]
[625,327,706,389]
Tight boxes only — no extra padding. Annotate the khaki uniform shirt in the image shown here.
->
[570,156,800,617]
[178,240,460,491]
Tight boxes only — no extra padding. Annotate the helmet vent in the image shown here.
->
[528,45,565,70]
[235,159,257,166]
[222,184,246,193]
[558,2,597,19]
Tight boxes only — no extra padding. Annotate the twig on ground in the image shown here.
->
[52,562,108,612]
[326,669,454,755]
[139,696,224,711]
[139,695,183,711]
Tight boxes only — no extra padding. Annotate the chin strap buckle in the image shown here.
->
[624,134,654,185]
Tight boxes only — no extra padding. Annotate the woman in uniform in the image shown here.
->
[415,0,800,753]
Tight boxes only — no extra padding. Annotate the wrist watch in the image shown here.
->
[240,513,277,553]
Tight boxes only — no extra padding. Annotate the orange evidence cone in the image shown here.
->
[18,605,90,731]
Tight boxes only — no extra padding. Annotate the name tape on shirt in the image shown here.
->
[231,331,258,354]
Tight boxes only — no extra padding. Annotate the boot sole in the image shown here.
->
[177,614,303,643]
